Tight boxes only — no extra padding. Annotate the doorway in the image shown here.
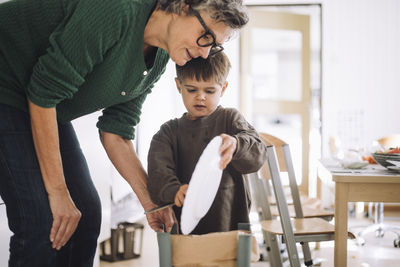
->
[240,4,322,195]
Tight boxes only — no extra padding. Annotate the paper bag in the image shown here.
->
[170,230,259,266]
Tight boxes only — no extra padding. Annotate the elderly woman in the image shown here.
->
[0,0,248,266]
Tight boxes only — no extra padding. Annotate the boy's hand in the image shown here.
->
[174,184,188,207]
[219,134,237,170]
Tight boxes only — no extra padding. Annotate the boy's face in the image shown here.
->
[175,77,228,120]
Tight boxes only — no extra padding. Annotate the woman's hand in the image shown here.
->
[146,206,177,232]
[174,184,188,207]
[219,134,237,169]
[48,190,81,250]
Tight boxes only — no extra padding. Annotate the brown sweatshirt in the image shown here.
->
[147,106,267,234]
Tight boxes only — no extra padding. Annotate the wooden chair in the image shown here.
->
[249,133,332,265]
[258,133,334,221]
[249,144,355,267]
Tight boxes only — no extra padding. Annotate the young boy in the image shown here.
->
[147,52,267,235]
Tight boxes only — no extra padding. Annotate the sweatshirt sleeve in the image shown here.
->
[26,0,131,107]
[229,109,267,174]
[147,121,182,205]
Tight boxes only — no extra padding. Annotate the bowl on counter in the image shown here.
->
[372,152,400,168]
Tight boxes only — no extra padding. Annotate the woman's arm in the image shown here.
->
[28,99,81,250]
[99,131,153,207]
[99,130,175,232]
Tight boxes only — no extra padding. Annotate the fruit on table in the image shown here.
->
[362,155,376,164]
[376,147,400,154]
[387,147,400,154]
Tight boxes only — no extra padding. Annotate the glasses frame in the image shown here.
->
[191,8,224,56]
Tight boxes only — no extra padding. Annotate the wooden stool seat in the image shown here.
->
[262,218,334,236]
[270,205,334,219]
[268,194,311,206]
[261,218,355,239]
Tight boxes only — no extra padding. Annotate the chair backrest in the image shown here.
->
[259,133,287,173]
[247,141,307,267]
[258,132,304,218]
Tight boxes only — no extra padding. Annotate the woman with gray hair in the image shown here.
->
[0,0,248,266]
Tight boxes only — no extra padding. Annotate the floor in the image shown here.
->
[2,202,399,267]
[312,215,400,267]
[99,212,400,267]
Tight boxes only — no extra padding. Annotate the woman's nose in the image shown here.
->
[199,46,212,59]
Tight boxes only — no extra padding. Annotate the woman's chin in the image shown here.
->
[172,53,191,66]
[175,58,188,66]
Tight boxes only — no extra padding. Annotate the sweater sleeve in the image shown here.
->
[96,54,168,140]
[96,89,151,140]
[26,0,131,107]
[147,122,182,205]
[229,109,268,174]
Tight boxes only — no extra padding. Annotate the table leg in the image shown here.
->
[317,174,321,200]
[334,182,349,267]
[315,174,322,252]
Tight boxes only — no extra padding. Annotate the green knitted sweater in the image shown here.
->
[0,0,169,139]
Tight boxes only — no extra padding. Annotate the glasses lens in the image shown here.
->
[198,33,214,47]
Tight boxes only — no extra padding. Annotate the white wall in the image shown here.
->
[322,0,400,154]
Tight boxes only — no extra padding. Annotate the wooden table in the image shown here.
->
[317,161,400,267]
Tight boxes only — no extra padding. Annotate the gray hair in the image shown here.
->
[157,0,248,29]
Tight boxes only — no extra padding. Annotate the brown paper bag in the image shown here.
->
[170,230,259,267]
[174,261,236,267]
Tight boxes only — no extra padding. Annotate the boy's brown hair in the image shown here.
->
[176,51,231,86]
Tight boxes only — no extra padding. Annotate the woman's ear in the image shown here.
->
[175,78,182,94]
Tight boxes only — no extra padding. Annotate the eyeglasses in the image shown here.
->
[191,8,224,56]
